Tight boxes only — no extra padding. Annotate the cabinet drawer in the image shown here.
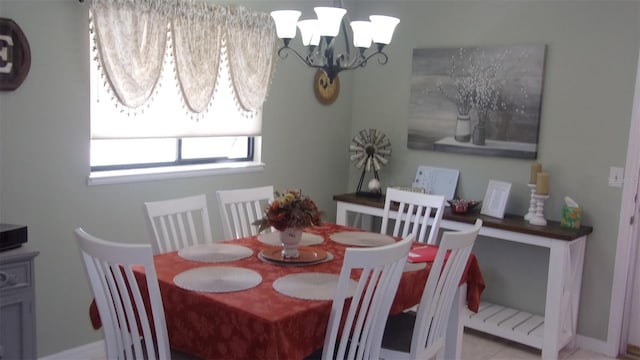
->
[0,260,32,291]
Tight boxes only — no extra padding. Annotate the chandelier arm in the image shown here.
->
[342,50,389,72]
[277,45,329,74]
[277,46,315,67]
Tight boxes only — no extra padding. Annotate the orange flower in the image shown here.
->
[254,189,323,232]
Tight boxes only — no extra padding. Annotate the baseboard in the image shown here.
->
[39,340,105,360]
[40,333,614,359]
[576,334,616,358]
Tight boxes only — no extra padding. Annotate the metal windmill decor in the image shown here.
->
[350,129,391,197]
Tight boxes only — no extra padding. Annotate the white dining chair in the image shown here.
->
[216,185,274,239]
[379,219,483,360]
[75,228,170,360]
[143,194,214,254]
[320,234,415,360]
[381,188,446,245]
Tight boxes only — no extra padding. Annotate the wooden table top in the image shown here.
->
[333,193,593,241]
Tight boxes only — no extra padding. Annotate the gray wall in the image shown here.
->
[0,0,352,356]
[0,0,637,357]
[349,0,639,344]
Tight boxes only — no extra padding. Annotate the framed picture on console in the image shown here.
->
[481,180,511,218]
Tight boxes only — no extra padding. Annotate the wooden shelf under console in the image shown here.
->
[333,193,591,360]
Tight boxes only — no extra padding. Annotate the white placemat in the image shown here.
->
[329,231,395,247]
[257,231,324,246]
[173,266,262,293]
[178,243,253,263]
[272,272,357,300]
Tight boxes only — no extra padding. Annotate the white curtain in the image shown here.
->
[172,2,223,113]
[225,6,277,112]
[90,0,276,114]
[91,0,172,108]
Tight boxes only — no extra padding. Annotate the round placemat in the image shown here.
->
[257,231,324,246]
[178,243,253,263]
[329,231,395,247]
[272,272,357,300]
[173,266,262,293]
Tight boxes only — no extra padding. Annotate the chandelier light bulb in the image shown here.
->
[314,7,346,37]
[369,15,400,45]
[270,10,301,39]
[297,19,320,46]
[350,21,373,49]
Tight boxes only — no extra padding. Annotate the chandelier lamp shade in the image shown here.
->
[270,7,399,82]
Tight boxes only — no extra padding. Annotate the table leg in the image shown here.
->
[542,242,566,360]
[336,202,348,226]
[567,238,587,349]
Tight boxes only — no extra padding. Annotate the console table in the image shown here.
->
[333,193,592,360]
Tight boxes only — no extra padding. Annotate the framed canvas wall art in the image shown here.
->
[407,44,546,159]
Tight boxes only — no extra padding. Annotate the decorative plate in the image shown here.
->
[259,246,328,264]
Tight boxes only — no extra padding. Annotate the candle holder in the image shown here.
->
[529,194,549,226]
[524,184,537,221]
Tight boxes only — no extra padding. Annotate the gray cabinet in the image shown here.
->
[0,245,39,360]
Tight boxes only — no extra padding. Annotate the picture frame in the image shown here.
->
[407,45,546,159]
[480,180,512,218]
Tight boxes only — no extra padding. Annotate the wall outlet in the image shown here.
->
[609,167,624,187]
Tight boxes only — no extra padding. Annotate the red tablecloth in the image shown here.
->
[89,223,484,360]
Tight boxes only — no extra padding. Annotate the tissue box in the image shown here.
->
[561,206,582,229]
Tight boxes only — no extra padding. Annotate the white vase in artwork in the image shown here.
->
[454,113,471,142]
[280,227,303,258]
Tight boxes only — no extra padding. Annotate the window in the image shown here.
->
[86,2,277,184]
[90,41,259,178]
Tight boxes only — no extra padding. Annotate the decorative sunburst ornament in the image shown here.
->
[350,129,391,196]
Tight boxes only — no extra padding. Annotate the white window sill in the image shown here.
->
[88,161,265,186]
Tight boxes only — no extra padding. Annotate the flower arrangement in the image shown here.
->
[254,189,322,232]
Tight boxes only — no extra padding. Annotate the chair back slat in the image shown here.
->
[411,219,482,360]
[216,186,274,239]
[76,228,170,360]
[323,234,414,360]
[382,188,445,245]
[144,194,213,254]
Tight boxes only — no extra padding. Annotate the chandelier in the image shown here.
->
[270,7,400,82]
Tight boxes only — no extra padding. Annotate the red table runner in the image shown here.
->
[89,223,484,360]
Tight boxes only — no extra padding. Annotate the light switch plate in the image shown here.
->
[609,167,624,188]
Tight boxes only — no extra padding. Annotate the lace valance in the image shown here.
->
[90,0,276,113]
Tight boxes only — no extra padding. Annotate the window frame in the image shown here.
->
[88,137,265,186]
[89,137,256,172]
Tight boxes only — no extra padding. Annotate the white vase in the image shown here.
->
[280,228,303,258]
[454,114,471,142]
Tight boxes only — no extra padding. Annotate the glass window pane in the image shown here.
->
[181,137,249,159]
[91,139,178,166]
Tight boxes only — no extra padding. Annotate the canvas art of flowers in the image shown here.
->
[255,189,322,232]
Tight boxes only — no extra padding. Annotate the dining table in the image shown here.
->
[89,223,485,360]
